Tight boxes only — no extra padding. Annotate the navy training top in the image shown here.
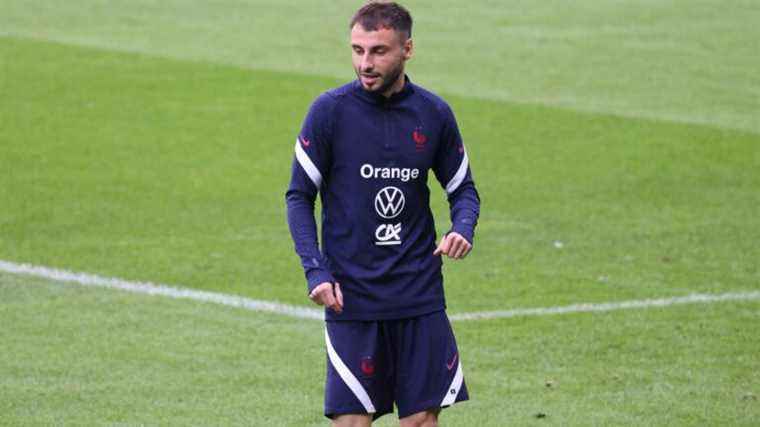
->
[286,76,480,321]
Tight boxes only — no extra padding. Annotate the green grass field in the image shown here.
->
[1,1,759,425]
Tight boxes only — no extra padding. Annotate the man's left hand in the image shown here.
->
[433,232,472,260]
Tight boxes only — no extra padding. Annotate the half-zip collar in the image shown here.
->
[353,74,415,106]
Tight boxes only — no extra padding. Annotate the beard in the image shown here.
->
[356,59,405,96]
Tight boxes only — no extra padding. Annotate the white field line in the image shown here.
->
[0,260,323,320]
[448,291,760,321]
[1,260,759,322]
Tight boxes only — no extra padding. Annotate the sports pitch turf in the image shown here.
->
[1,1,759,425]
[2,273,758,426]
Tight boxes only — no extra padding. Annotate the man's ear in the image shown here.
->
[403,38,414,61]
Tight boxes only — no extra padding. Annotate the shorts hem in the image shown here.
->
[398,395,469,419]
[325,407,393,421]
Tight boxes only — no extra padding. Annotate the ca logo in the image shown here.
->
[374,186,405,219]
[375,223,402,246]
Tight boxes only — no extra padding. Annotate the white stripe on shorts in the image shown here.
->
[324,328,376,413]
[441,360,464,407]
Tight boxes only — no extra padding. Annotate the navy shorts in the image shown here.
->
[323,310,468,420]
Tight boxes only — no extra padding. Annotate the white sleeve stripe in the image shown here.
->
[444,149,469,194]
[440,360,464,407]
[294,139,323,189]
[325,328,376,413]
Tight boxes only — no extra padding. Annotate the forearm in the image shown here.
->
[285,190,335,293]
[447,182,480,243]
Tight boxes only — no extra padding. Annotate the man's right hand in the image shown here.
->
[309,282,344,314]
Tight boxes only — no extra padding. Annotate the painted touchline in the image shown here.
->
[0,259,322,320]
[1,260,758,322]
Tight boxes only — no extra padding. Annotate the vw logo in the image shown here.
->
[374,186,405,219]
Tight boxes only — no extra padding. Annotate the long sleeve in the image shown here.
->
[286,184,334,294]
[285,93,336,294]
[432,104,480,244]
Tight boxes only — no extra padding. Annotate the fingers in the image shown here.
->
[308,282,342,314]
[433,234,453,256]
[334,282,344,312]
[435,233,472,260]
[450,236,472,259]
[309,282,330,304]
[309,282,334,307]
[323,288,339,312]
[325,282,342,313]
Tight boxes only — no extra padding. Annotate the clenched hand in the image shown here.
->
[309,282,344,313]
[433,232,472,260]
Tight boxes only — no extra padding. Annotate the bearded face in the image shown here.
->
[350,24,413,97]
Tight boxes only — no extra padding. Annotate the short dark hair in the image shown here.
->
[350,1,413,40]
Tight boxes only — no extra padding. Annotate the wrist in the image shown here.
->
[449,224,474,245]
[306,269,335,294]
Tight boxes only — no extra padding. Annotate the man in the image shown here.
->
[286,2,480,426]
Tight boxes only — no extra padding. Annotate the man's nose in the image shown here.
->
[361,53,373,71]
